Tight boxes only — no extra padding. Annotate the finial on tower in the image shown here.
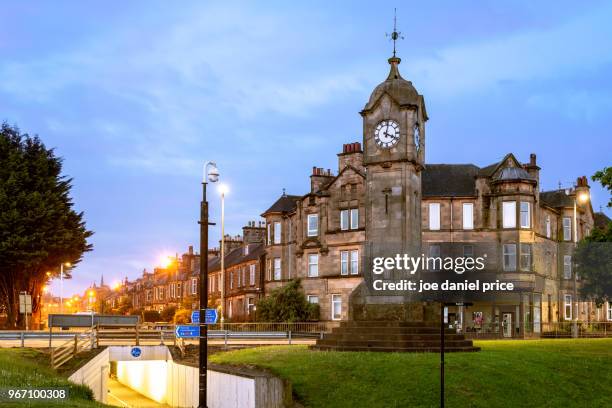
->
[386,8,404,57]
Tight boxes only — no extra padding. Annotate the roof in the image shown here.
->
[594,212,611,229]
[363,57,428,120]
[540,190,574,208]
[422,164,479,197]
[261,194,300,216]
[495,166,534,182]
[208,243,265,273]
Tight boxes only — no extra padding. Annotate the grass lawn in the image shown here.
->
[211,339,612,408]
[0,348,106,407]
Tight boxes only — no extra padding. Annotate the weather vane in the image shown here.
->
[386,8,404,57]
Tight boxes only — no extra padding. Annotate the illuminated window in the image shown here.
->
[503,201,516,228]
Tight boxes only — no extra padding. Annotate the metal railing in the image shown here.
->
[541,322,612,338]
[206,321,337,333]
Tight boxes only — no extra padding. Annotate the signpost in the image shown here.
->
[440,302,473,408]
[191,309,218,325]
[19,292,32,330]
[176,325,200,339]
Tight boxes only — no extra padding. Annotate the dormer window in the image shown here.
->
[414,123,420,151]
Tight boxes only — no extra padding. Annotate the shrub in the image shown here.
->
[257,279,318,322]
[142,310,160,322]
[174,309,192,324]
[160,305,177,322]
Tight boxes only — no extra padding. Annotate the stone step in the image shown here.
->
[317,339,474,348]
[324,333,468,342]
[340,321,440,328]
[331,327,452,335]
[311,345,481,353]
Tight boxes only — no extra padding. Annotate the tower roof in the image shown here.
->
[362,57,428,120]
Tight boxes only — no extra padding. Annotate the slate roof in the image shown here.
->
[261,194,300,216]
[208,243,265,273]
[422,164,480,197]
[540,190,575,209]
[495,167,534,182]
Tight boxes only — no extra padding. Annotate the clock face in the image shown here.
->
[374,120,400,148]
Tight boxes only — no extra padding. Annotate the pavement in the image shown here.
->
[107,377,171,408]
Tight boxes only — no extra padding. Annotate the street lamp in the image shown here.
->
[571,188,589,338]
[218,183,229,328]
[199,161,219,408]
[60,262,71,313]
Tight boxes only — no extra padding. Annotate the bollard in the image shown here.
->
[288,330,292,345]
[21,332,25,348]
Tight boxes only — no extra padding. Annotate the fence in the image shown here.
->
[541,322,612,338]
[50,329,95,369]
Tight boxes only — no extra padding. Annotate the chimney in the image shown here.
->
[188,245,193,255]
[310,167,334,193]
[243,220,266,244]
[338,142,363,173]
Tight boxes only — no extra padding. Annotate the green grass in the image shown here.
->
[210,339,612,408]
[0,349,106,407]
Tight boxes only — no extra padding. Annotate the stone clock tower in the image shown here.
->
[349,54,432,321]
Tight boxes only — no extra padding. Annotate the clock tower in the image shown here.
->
[350,53,432,321]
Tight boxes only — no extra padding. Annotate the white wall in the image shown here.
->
[68,348,110,404]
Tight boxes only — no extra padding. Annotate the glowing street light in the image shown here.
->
[568,185,590,338]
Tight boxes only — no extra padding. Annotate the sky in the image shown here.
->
[1,1,611,296]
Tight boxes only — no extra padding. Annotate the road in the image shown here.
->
[107,377,170,408]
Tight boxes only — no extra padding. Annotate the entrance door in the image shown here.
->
[502,313,512,338]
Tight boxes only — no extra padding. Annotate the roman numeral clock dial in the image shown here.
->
[374,120,400,149]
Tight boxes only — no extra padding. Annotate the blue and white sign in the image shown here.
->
[191,309,218,324]
[175,325,200,338]
[130,347,142,358]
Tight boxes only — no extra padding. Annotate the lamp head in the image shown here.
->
[577,191,589,204]
[205,162,219,183]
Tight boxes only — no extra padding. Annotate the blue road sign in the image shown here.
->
[131,347,142,358]
[205,309,218,324]
[175,325,200,338]
[191,309,218,324]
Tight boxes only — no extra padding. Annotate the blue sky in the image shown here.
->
[1,1,611,295]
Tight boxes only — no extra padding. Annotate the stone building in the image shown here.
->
[258,53,610,337]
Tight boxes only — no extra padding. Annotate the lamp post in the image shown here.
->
[59,262,71,313]
[218,184,229,327]
[572,190,589,338]
[199,161,219,408]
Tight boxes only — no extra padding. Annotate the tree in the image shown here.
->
[575,222,612,307]
[160,305,177,322]
[0,123,93,327]
[592,167,612,208]
[256,279,319,322]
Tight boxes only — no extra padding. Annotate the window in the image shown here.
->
[520,244,532,271]
[429,203,440,230]
[350,250,359,275]
[429,244,441,271]
[191,278,197,295]
[563,255,572,279]
[340,210,349,231]
[244,245,249,256]
[563,217,571,241]
[229,300,233,318]
[350,208,359,229]
[273,258,281,280]
[462,203,474,230]
[463,244,474,258]
[308,254,319,277]
[502,201,516,228]
[242,268,246,287]
[503,244,516,271]
[307,214,318,237]
[230,271,233,289]
[340,251,349,275]
[237,269,242,287]
[564,294,572,321]
[249,264,256,285]
[208,277,212,293]
[331,294,342,320]
[607,302,612,321]
[520,202,531,228]
[247,298,255,315]
[267,259,272,281]
[274,222,282,244]
[267,223,271,245]
[546,216,551,238]
[307,295,319,304]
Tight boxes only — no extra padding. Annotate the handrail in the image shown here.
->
[50,328,95,369]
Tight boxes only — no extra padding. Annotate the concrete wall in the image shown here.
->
[68,348,110,404]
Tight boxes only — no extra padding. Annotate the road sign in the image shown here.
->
[19,292,32,314]
[191,309,218,324]
[175,325,200,338]
[131,347,142,358]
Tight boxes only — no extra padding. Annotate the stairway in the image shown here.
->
[311,321,480,352]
